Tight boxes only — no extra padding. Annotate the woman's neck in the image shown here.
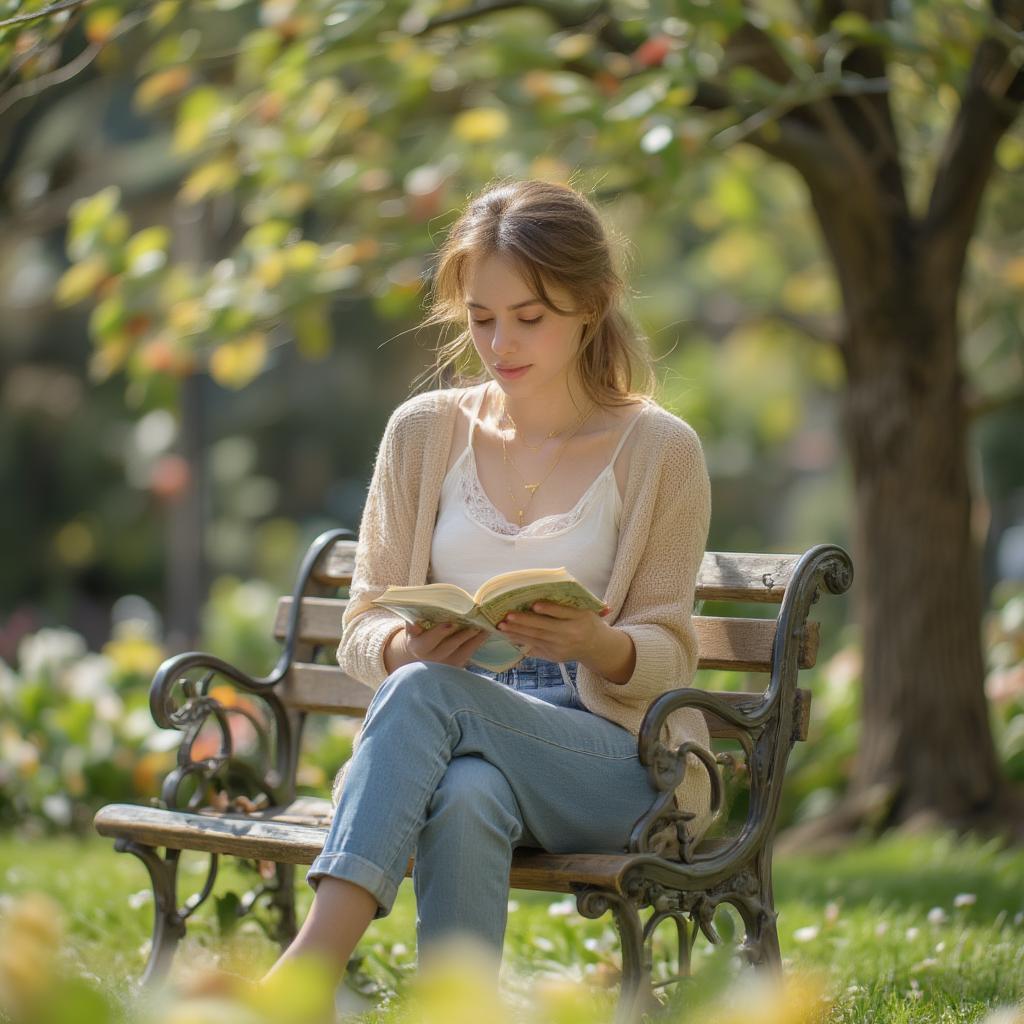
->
[487,379,596,440]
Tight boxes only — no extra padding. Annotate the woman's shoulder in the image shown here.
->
[383,384,475,437]
[632,400,705,461]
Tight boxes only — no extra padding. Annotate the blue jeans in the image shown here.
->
[306,656,658,958]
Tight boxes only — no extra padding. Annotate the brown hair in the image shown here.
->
[414,177,655,408]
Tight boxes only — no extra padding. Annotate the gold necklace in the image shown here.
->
[500,405,596,527]
[499,396,589,452]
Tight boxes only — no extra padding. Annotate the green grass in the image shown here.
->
[0,830,1022,1022]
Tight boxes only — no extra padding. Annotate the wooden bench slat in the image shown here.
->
[279,667,812,742]
[317,541,803,603]
[274,597,819,672]
[94,803,636,892]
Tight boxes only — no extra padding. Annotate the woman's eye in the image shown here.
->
[470,317,543,326]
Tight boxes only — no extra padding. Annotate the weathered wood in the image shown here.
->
[94,803,637,892]
[277,666,810,743]
[281,664,375,715]
[317,541,803,603]
[274,597,819,672]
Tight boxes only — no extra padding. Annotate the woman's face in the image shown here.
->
[464,253,588,398]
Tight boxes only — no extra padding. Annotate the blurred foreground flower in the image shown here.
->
[411,936,510,1024]
[146,955,335,1024]
[0,892,114,1024]
[705,971,830,1024]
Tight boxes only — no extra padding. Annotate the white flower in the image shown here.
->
[927,907,948,925]
[793,925,819,943]
[65,654,116,701]
[547,898,575,917]
[506,900,519,913]
[42,794,72,827]
[905,926,920,941]
[18,628,86,681]
[125,707,162,743]
[979,1009,1024,1024]
[128,889,152,910]
[953,893,977,908]
[533,936,555,952]
[0,660,17,704]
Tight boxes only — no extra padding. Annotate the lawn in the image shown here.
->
[0,830,1022,1022]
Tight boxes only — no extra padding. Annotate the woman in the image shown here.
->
[263,177,712,987]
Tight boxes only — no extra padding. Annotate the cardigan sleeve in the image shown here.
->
[612,420,711,704]
[336,400,426,689]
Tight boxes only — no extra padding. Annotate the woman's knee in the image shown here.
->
[372,660,480,714]
[426,756,521,838]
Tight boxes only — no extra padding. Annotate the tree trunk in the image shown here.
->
[838,280,1004,825]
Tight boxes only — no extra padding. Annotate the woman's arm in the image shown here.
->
[607,421,711,700]
[337,400,427,688]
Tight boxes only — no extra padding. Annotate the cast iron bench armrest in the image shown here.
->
[630,686,774,868]
[629,543,854,867]
[149,650,296,812]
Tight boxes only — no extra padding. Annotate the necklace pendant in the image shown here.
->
[524,483,541,494]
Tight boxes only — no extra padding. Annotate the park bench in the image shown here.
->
[94,529,852,1022]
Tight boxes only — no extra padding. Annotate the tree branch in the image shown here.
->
[0,0,91,30]
[925,1,1024,283]
[0,1,153,117]
[412,0,638,54]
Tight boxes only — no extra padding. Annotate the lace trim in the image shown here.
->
[456,448,611,538]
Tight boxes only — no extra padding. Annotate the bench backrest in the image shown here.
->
[273,540,820,743]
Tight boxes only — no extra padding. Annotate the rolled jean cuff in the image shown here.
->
[305,849,398,919]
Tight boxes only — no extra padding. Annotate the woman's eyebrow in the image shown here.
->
[465,298,542,310]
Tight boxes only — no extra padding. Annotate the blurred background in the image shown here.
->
[0,0,1022,863]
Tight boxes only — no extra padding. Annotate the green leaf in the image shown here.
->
[125,227,170,278]
[173,86,229,155]
[67,187,123,260]
[215,890,241,934]
[292,302,331,360]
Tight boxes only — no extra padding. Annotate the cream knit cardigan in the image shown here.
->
[335,383,714,850]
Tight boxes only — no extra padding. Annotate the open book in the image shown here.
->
[371,567,606,672]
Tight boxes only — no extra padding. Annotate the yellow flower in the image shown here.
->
[452,107,509,143]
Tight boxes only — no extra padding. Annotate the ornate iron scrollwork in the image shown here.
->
[149,528,355,812]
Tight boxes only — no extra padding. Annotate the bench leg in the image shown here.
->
[577,887,658,1024]
[268,862,297,949]
[729,856,782,971]
[115,840,187,985]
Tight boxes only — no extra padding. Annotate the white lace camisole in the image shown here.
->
[428,384,647,599]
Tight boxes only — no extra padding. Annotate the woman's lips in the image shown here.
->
[495,364,531,380]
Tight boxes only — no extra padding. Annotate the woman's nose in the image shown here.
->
[490,321,517,355]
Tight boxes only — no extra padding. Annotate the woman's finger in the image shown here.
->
[438,627,484,659]
[415,622,455,653]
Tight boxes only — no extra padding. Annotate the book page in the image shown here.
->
[371,583,477,618]
[477,579,605,625]
[371,601,492,633]
[473,566,576,606]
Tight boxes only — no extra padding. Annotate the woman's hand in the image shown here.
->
[495,602,611,664]
[387,621,490,672]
